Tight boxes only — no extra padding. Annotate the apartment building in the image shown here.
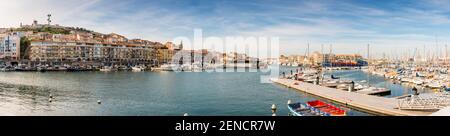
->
[0,34,21,61]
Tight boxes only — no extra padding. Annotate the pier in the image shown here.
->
[272,78,434,116]
[356,89,391,95]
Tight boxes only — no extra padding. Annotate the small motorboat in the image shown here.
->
[100,66,117,72]
[287,102,322,116]
[131,66,145,72]
[288,100,347,116]
[306,100,346,116]
[426,82,442,89]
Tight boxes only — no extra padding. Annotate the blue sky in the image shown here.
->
[2,0,450,58]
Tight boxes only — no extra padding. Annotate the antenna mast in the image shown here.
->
[47,14,52,25]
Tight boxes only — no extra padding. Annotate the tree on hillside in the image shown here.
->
[20,37,31,60]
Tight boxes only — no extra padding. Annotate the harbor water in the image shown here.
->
[0,67,409,116]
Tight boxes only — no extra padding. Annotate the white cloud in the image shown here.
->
[2,0,450,58]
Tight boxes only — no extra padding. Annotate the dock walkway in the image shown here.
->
[272,78,433,116]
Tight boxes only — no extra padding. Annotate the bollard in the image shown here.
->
[348,81,355,92]
[271,104,277,114]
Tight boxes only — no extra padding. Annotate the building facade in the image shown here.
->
[0,34,21,61]
[28,41,154,65]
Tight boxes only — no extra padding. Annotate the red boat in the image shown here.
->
[306,100,346,116]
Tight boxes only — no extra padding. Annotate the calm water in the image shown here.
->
[0,68,373,116]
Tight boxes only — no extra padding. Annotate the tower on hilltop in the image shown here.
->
[47,14,52,25]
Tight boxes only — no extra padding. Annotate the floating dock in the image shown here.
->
[356,89,391,96]
[272,78,434,116]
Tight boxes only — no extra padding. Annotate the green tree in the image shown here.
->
[20,37,31,60]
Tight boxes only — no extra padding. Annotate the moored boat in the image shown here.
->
[131,66,145,72]
[306,100,346,116]
[99,66,117,72]
[287,102,323,116]
[288,100,346,116]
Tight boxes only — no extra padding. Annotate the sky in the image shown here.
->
[2,0,450,58]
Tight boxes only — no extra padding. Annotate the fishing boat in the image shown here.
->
[288,100,346,116]
[306,100,347,116]
[287,102,322,116]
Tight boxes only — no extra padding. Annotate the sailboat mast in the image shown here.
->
[329,44,333,67]
[321,44,324,66]
[445,44,448,65]
[367,44,370,66]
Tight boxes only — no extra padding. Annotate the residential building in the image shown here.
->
[0,33,21,61]
[28,40,154,65]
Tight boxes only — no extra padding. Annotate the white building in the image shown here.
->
[0,34,21,61]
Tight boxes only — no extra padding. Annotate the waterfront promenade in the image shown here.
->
[272,78,434,116]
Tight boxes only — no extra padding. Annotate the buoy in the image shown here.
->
[184,113,189,116]
[48,98,52,102]
[287,100,292,105]
[97,100,101,104]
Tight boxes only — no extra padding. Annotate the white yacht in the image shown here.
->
[100,66,117,72]
[132,66,145,72]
